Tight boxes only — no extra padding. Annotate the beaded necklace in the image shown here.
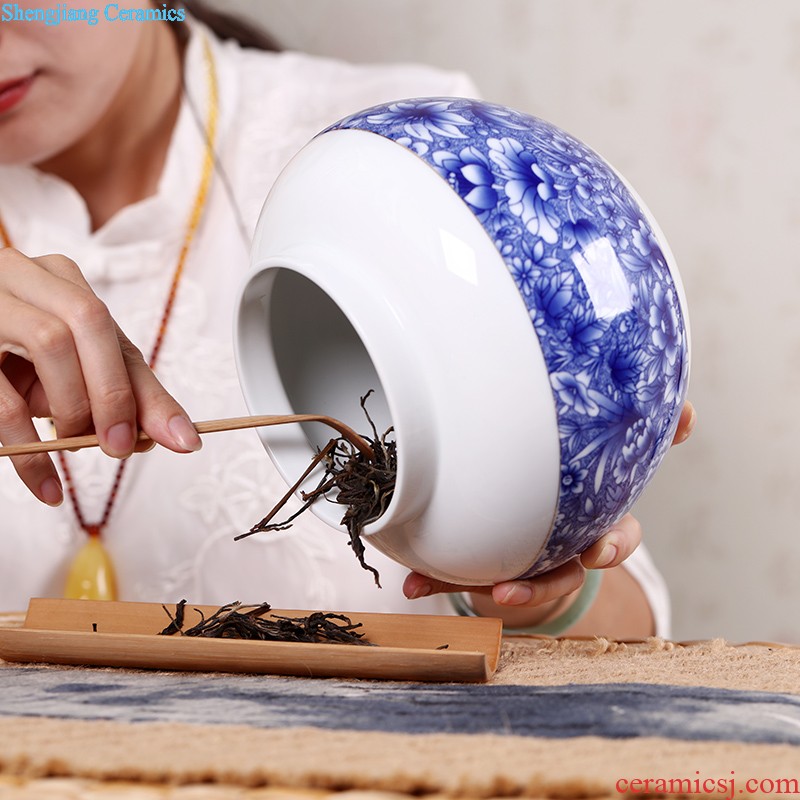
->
[0,35,218,600]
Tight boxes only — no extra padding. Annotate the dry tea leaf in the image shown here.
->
[236,392,396,586]
[158,600,373,645]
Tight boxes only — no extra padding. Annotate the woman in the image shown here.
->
[0,1,693,635]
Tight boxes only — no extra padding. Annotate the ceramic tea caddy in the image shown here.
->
[234,98,690,586]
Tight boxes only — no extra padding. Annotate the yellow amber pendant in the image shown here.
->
[64,536,118,601]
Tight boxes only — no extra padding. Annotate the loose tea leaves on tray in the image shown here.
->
[235,392,396,587]
[158,600,373,645]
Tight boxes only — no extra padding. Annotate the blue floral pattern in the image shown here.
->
[325,98,689,576]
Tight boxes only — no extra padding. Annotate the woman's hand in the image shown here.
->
[0,248,202,506]
[403,401,696,627]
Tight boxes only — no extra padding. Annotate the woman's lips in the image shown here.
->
[0,75,34,115]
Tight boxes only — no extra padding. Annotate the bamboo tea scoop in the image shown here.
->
[0,414,374,460]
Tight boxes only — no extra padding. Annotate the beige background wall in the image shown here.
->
[213,0,800,643]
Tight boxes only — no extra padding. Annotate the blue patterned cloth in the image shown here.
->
[1,667,798,745]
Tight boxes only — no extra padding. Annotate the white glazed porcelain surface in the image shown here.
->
[236,130,560,584]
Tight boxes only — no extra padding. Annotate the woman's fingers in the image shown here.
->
[34,254,201,453]
[31,254,139,454]
[580,512,642,570]
[402,557,586,608]
[1,251,137,456]
[115,327,201,453]
[0,248,200,512]
[672,400,696,445]
[489,558,586,607]
[0,369,62,506]
[0,292,94,435]
[402,571,485,600]
[0,353,44,415]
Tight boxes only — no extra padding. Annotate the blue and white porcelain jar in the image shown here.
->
[235,97,690,585]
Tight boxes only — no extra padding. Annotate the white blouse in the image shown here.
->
[0,22,670,636]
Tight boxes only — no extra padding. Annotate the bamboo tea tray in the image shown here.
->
[0,598,502,683]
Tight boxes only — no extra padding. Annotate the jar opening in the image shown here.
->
[261,269,398,582]
[269,269,394,453]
